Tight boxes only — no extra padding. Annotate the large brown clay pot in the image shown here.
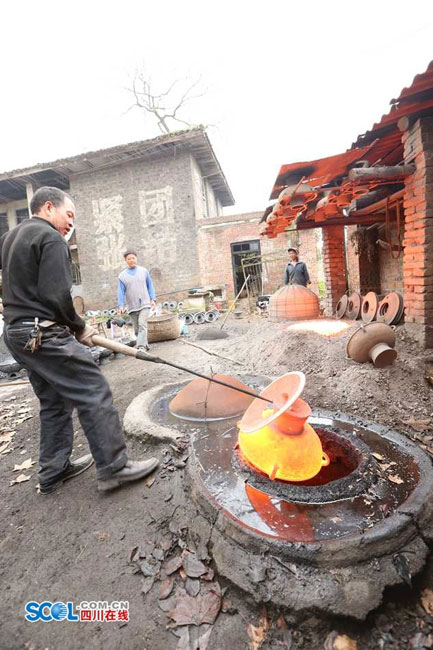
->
[346,322,397,368]
[269,284,320,321]
[169,374,254,420]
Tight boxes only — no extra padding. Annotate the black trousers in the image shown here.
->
[4,324,128,485]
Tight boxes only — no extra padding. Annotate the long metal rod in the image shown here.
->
[139,352,273,403]
[90,334,272,404]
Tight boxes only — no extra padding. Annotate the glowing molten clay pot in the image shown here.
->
[238,373,329,482]
[269,284,319,321]
[169,374,254,420]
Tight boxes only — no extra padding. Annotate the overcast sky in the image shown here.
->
[1,1,433,215]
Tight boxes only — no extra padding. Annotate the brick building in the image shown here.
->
[260,61,433,348]
[197,211,322,298]
[0,128,234,308]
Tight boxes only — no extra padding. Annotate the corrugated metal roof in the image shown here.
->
[264,62,433,237]
[393,60,433,103]
[269,147,372,200]
[354,60,433,146]
[362,130,403,167]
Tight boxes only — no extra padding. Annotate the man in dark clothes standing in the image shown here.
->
[0,186,158,494]
[284,248,311,287]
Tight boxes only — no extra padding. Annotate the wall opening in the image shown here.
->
[230,240,261,295]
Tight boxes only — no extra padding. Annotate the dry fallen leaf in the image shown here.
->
[10,473,31,486]
[0,441,11,454]
[174,627,190,650]
[169,583,222,627]
[388,474,404,485]
[13,458,35,472]
[185,577,201,597]
[421,588,433,615]
[325,632,358,650]
[330,517,342,523]
[334,635,358,650]
[164,554,184,576]
[141,576,155,595]
[247,608,270,650]
[276,614,293,649]
[182,552,208,578]
[196,625,213,650]
[146,476,155,488]
[372,452,384,461]
[129,545,139,563]
[201,567,215,581]
[159,577,175,600]
[401,418,431,432]
[0,432,14,444]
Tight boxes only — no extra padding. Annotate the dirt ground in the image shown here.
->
[1,314,433,650]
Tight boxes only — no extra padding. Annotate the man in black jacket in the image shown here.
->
[284,248,311,287]
[0,186,158,494]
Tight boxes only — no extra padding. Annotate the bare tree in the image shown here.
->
[129,70,206,134]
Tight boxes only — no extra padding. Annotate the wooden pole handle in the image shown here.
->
[91,334,139,358]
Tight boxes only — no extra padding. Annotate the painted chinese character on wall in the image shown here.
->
[92,195,125,271]
[138,186,173,225]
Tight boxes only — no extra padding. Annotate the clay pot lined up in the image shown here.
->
[335,291,404,326]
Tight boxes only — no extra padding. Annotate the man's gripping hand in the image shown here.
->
[76,324,97,347]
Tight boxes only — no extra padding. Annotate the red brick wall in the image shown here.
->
[378,224,404,294]
[322,225,347,315]
[402,117,433,347]
[197,212,321,298]
[345,226,360,293]
[345,224,403,297]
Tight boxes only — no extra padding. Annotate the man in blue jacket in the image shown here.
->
[118,251,156,351]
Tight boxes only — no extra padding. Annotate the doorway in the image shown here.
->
[230,240,261,295]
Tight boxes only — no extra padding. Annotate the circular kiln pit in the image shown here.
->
[124,382,433,619]
[235,427,374,504]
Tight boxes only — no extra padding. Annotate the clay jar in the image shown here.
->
[346,322,397,368]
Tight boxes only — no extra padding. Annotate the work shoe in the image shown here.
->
[39,454,94,495]
[97,458,159,492]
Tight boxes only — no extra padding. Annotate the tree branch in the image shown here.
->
[127,71,206,133]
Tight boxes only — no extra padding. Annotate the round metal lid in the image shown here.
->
[361,292,379,324]
[376,293,402,325]
[335,294,348,319]
[239,372,306,434]
[346,292,362,320]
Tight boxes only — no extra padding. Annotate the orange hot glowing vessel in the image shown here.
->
[237,372,329,482]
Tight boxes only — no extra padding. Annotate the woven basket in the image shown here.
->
[148,312,181,343]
